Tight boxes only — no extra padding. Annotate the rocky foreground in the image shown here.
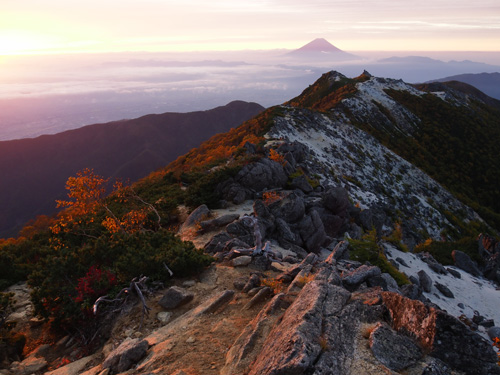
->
[3,197,500,375]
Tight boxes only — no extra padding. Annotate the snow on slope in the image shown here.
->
[268,105,480,240]
[385,244,500,338]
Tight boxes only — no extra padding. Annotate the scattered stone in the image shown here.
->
[479,319,495,328]
[194,290,235,315]
[417,270,432,293]
[409,275,420,286]
[446,268,461,278]
[272,192,305,224]
[244,287,272,310]
[233,277,248,290]
[158,286,194,310]
[157,312,172,324]
[247,287,264,297]
[200,213,240,232]
[179,204,210,233]
[434,282,454,298]
[325,241,349,263]
[186,336,196,344]
[421,357,452,375]
[242,274,261,293]
[102,338,149,373]
[396,257,409,267]
[427,261,448,275]
[250,255,272,271]
[204,232,232,254]
[10,355,47,375]
[282,255,300,264]
[452,250,482,277]
[400,284,423,301]
[343,265,381,287]
[290,175,313,193]
[44,354,97,375]
[235,158,288,192]
[275,218,299,244]
[369,322,422,371]
[457,303,465,309]
[182,280,196,287]
[232,255,252,267]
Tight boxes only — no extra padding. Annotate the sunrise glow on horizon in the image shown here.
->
[1,0,499,56]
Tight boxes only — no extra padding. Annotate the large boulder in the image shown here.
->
[452,250,482,277]
[322,186,349,217]
[199,214,240,232]
[204,232,232,254]
[417,270,433,293]
[179,204,210,235]
[271,192,305,224]
[102,338,149,373]
[235,158,288,193]
[277,141,308,164]
[298,210,326,253]
[290,175,313,193]
[158,287,194,310]
[369,322,422,371]
[216,180,248,204]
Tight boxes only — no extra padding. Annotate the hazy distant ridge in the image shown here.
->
[0,100,264,237]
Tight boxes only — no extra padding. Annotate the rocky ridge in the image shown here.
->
[2,72,500,374]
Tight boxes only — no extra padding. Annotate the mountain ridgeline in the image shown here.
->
[159,70,500,242]
[2,71,500,374]
[0,100,264,238]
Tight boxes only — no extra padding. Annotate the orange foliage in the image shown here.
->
[262,191,283,206]
[269,148,286,166]
[102,208,149,234]
[18,215,55,239]
[493,337,500,365]
[52,168,108,234]
[52,169,160,237]
[155,107,281,178]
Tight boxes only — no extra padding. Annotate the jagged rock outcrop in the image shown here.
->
[383,292,500,374]
[369,322,422,371]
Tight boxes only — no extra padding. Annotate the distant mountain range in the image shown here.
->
[427,72,500,100]
[0,100,264,238]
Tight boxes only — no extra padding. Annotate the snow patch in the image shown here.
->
[385,244,500,338]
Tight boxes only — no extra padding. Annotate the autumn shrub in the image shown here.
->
[261,278,285,294]
[268,148,286,166]
[74,266,118,315]
[382,222,409,252]
[29,229,213,329]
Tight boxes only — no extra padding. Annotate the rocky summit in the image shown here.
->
[1,71,500,375]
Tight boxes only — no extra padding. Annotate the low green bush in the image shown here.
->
[348,228,410,286]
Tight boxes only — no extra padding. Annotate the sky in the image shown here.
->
[1,0,500,55]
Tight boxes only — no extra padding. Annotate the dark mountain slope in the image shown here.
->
[0,101,264,237]
[428,72,500,100]
[285,71,500,230]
